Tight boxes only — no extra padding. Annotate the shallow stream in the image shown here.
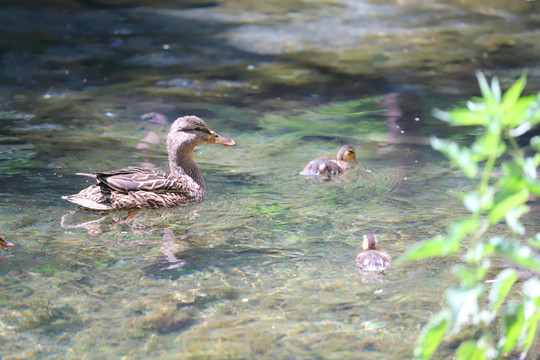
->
[1,1,539,358]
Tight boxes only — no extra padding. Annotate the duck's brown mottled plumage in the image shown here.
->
[62,116,235,211]
[355,233,391,272]
[300,145,356,176]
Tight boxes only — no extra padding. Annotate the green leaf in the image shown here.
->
[456,340,488,360]
[507,95,540,132]
[489,188,529,224]
[505,204,528,235]
[463,189,494,214]
[500,303,524,353]
[531,136,540,152]
[523,277,540,302]
[521,278,540,352]
[476,259,491,281]
[527,181,540,196]
[465,242,495,263]
[456,261,491,284]
[431,136,478,178]
[521,158,540,195]
[491,76,502,103]
[404,237,459,261]
[530,233,540,248]
[501,158,537,184]
[448,218,481,242]
[523,157,538,181]
[490,237,540,270]
[476,71,496,107]
[448,108,488,126]
[502,159,524,178]
[432,108,452,123]
[405,219,479,260]
[414,312,448,360]
[501,72,527,116]
[447,286,483,331]
[498,165,527,191]
[522,318,538,355]
[454,264,476,286]
[472,131,505,158]
[489,268,518,312]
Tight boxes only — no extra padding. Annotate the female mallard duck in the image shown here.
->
[0,235,14,248]
[62,116,235,211]
[300,145,356,176]
[355,233,391,272]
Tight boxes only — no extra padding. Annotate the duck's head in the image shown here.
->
[337,145,356,163]
[168,116,235,151]
[362,233,378,250]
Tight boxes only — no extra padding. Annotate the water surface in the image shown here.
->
[1,1,539,359]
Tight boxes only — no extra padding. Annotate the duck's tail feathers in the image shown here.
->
[62,195,113,211]
[75,172,97,179]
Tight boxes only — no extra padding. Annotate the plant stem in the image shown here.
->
[506,130,522,157]
[479,153,497,196]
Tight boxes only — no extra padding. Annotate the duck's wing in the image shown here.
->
[88,167,197,193]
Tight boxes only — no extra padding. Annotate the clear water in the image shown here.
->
[1,1,539,359]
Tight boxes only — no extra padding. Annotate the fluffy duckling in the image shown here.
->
[63,116,235,211]
[355,233,391,272]
[301,145,356,176]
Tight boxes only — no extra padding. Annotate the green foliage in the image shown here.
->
[456,339,489,360]
[406,72,540,359]
[406,219,480,260]
[414,313,449,360]
[489,269,518,312]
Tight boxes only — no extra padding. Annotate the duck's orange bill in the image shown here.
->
[0,238,14,248]
[213,132,236,146]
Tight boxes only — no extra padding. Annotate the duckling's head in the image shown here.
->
[168,116,235,152]
[362,233,378,251]
[337,145,356,163]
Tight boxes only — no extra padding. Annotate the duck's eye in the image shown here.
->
[194,126,211,134]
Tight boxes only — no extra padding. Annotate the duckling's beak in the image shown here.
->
[210,130,235,146]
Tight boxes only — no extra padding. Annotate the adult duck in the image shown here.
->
[300,145,356,176]
[63,116,235,211]
[355,233,391,272]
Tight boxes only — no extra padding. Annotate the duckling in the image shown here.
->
[355,233,391,272]
[63,116,235,211]
[300,145,356,176]
[0,235,14,248]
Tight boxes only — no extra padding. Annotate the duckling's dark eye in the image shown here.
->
[194,127,201,131]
